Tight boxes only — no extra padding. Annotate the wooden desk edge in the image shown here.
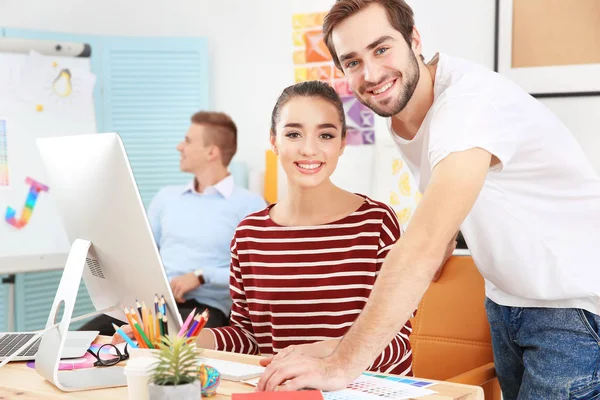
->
[0,341,484,400]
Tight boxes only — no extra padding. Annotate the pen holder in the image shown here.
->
[129,343,200,360]
[129,348,160,360]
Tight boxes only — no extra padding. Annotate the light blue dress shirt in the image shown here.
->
[147,175,267,316]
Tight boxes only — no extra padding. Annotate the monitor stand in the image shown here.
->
[35,239,127,391]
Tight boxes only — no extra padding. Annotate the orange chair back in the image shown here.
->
[410,256,494,380]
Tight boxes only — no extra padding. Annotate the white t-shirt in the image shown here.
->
[389,53,600,315]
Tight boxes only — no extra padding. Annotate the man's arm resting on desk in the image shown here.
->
[170,272,204,302]
[257,148,493,392]
[170,263,230,302]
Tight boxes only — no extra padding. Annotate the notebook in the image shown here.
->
[197,357,265,381]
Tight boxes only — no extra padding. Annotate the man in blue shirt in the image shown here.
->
[81,111,266,334]
[149,111,266,327]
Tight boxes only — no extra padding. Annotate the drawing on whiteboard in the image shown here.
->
[42,62,94,108]
[18,51,96,111]
[52,69,73,98]
[5,177,49,229]
[0,119,8,187]
[0,50,96,270]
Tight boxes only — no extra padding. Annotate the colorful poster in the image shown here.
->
[292,12,375,145]
[0,119,8,187]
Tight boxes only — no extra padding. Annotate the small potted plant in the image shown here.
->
[148,335,200,400]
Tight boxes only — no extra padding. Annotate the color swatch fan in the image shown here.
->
[323,374,436,400]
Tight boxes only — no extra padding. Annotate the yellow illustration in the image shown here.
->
[397,172,412,196]
[52,69,73,98]
[414,191,423,204]
[389,191,400,206]
[389,156,422,229]
[392,159,404,175]
[396,208,412,225]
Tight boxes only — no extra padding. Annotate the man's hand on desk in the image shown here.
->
[257,352,351,392]
[170,272,202,303]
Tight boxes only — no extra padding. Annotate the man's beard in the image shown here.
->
[354,51,420,118]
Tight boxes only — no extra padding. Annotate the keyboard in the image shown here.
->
[0,333,40,358]
[0,330,99,362]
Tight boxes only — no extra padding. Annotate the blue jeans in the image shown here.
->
[485,298,600,399]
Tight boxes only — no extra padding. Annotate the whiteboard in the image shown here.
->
[0,51,97,274]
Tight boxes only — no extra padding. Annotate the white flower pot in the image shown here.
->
[148,381,201,400]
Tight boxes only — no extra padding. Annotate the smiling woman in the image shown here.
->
[194,81,415,377]
[268,81,347,193]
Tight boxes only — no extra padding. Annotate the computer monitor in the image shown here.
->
[36,132,183,334]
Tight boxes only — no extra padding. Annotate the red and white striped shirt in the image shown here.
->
[207,195,413,375]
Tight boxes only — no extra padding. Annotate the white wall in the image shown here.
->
[0,0,336,175]
[1,0,599,185]
[541,97,600,173]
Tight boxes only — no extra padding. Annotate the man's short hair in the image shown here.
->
[323,0,420,70]
[191,111,237,166]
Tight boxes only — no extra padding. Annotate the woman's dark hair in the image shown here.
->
[270,81,347,138]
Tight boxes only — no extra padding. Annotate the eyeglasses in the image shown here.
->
[86,343,129,367]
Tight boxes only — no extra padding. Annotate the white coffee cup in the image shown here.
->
[123,356,157,400]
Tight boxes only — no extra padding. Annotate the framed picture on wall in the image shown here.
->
[495,0,600,98]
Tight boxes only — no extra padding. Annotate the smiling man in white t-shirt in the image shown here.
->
[257,1,600,398]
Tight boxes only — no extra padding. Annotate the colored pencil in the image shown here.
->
[160,295,167,316]
[158,312,164,337]
[124,308,144,348]
[191,309,210,337]
[155,311,161,341]
[112,323,138,349]
[178,308,196,337]
[158,296,166,315]
[148,311,155,344]
[162,314,169,336]
[142,304,151,343]
[130,308,147,348]
[154,294,159,314]
[186,315,201,338]
[197,309,210,332]
[135,299,143,321]
[131,307,142,326]
[133,322,153,349]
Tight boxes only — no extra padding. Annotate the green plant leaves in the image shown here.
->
[150,335,199,386]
